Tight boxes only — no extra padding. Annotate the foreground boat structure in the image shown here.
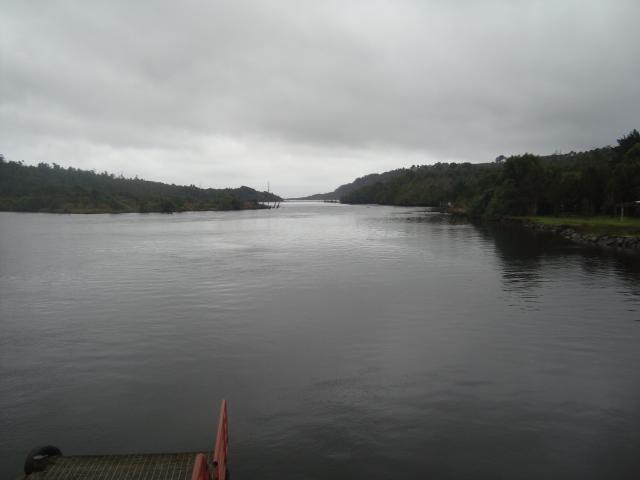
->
[22,400,229,480]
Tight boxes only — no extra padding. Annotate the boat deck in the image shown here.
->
[23,452,203,480]
[22,400,228,480]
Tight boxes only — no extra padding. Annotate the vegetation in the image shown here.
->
[296,169,405,200]
[0,157,281,213]
[341,130,640,220]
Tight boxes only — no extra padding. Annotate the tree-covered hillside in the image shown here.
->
[296,169,405,200]
[341,130,640,218]
[0,158,281,213]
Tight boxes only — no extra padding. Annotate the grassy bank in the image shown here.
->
[521,216,640,237]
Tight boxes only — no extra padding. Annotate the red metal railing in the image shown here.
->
[191,400,229,480]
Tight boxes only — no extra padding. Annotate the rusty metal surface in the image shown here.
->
[25,452,202,480]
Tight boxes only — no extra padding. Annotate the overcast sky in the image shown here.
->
[2,1,639,197]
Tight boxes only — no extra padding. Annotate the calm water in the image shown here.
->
[1,202,640,479]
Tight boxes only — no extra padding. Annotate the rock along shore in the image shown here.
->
[501,217,640,254]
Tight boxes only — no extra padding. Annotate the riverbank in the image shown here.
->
[0,160,281,214]
[503,216,640,254]
[0,201,272,214]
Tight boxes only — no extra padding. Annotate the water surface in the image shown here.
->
[1,202,640,478]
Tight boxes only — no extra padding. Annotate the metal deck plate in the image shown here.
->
[24,452,203,480]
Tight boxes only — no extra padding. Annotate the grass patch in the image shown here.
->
[519,216,640,237]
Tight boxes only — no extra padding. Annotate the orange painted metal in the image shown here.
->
[191,454,209,480]
[190,400,229,480]
[213,400,229,480]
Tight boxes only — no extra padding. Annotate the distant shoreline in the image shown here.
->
[0,160,281,214]
[0,203,271,215]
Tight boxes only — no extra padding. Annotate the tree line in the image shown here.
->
[0,158,281,213]
[341,130,640,218]
[298,169,406,200]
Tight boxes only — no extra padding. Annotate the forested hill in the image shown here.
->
[341,130,640,218]
[294,169,405,200]
[0,158,281,213]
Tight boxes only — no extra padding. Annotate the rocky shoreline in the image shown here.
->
[503,217,640,254]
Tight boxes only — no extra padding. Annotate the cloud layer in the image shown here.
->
[2,1,639,196]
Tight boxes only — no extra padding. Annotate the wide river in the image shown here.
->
[1,202,640,479]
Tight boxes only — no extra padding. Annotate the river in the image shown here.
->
[1,202,640,479]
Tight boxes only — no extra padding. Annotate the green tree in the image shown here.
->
[616,129,640,155]
[613,144,640,203]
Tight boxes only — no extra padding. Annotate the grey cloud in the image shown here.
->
[1,0,639,196]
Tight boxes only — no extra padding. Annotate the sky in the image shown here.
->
[2,1,639,197]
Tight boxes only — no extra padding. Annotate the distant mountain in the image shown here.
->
[294,169,406,200]
[0,157,281,213]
